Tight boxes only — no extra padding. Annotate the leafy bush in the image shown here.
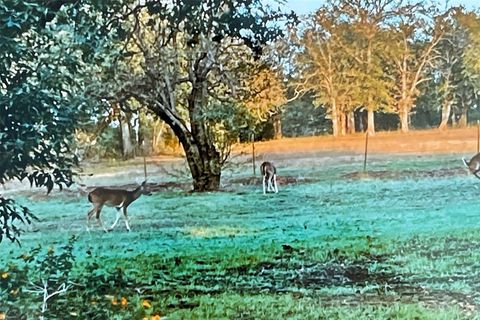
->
[0,237,162,319]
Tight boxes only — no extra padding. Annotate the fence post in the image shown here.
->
[363,132,369,173]
[252,133,256,176]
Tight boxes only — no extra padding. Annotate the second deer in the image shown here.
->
[86,181,151,232]
[463,153,480,179]
[260,161,278,194]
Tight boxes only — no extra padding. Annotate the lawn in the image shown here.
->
[2,133,480,319]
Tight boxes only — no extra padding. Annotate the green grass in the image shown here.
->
[2,153,480,318]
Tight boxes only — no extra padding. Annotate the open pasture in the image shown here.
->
[3,129,480,319]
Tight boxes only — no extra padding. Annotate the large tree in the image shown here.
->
[89,1,295,191]
[292,8,359,137]
[435,8,478,129]
[332,0,398,136]
[291,2,394,137]
[386,3,446,132]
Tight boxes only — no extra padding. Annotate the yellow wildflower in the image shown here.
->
[111,298,118,306]
[120,297,128,306]
[1,273,8,279]
[142,299,152,308]
[0,312,5,320]
[151,315,162,320]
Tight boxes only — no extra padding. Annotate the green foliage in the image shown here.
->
[1,236,76,318]
[281,95,332,137]
[0,197,36,244]
[0,1,79,242]
[0,236,159,319]
[0,0,128,243]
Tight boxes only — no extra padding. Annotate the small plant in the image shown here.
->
[0,236,76,319]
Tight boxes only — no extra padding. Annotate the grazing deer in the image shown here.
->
[260,161,278,194]
[463,153,480,179]
[86,181,151,232]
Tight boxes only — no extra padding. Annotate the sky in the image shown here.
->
[275,0,478,15]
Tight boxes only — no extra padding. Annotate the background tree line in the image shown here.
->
[79,0,480,162]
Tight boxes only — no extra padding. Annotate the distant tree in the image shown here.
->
[292,2,395,136]
[281,94,332,137]
[292,7,360,136]
[460,11,480,123]
[243,65,287,139]
[463,12,480,80]
[386,3,446,132]
[435,9,477,129]
[331,0,397,136]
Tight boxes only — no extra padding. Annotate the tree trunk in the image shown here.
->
[438,100,452,130]
[367,109,375,136]
[183,139,222,191]
[120,114,135,160]
[272,113,283,139]
[156,113,221,191]
[347,111,355,134]
[357,110,366,132]
[339,110,346,136]
[152,121,165,153]
[331,100,339,137]
[458,108,468,128]
[399,105,409,133]
[451,112,458,127]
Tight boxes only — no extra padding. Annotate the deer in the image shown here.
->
[260,161,278,194]
[86,181,151,232]
[463,153,480,179]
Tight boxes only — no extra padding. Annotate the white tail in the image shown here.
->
[86,181,151,232]
[463,153,480,180]
[260,161,278,194]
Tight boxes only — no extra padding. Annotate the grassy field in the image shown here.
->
[3,129,480,319]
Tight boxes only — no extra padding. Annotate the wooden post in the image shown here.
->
[143,141,147,181]
[252,133,256,176]
[363,132,369,173]
[477,121,479,154]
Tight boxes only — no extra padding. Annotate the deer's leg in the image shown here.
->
[109,207,122,231]
[86,207,96,231]
[122,207,131,232]
[268,176,274,192]
[474,171,480,180]
[263,175,267,194]
[273,174,278,193]
[94,205,108,233]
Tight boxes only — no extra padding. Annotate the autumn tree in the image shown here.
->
[291,1,395,136]
[292,8,357,136]
[460,11,480,124]
[434,8,478,129]
[386,3,446,132]
[243,65,287,139]
[331,0,397,136]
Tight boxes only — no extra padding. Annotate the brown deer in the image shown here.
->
[260,161,278,194]
[463,153,480,179]
[86,181,151,232]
